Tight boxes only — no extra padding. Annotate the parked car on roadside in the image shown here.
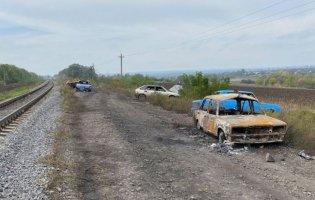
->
[193,93,287,144]
[135,85,179,100]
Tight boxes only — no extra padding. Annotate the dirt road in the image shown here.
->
[63,90,314,200]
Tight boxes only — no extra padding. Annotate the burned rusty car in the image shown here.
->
[193,93,287,144]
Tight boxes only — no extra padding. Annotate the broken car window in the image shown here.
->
[156,87,166,92]
[201,99,210,111]
[219,98,261,115]
[146,86,155,90]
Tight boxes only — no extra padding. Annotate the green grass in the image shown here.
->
[0,84,38,102]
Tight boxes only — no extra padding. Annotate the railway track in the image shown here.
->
[0,81,54,133]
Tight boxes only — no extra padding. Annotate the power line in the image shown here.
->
[125,0,291,57]
[175,0,292,46]
[125,0,314,57]
[193,0,315,43]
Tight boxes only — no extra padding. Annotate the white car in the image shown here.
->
[135,85,180,100]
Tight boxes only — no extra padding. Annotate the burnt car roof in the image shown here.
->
[204,93,258,101]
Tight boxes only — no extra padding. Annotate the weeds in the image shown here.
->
[39,84,80,199]
[148,95,191,114]
[272,109,315,155]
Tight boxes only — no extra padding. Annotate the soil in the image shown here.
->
[61,89,315,200]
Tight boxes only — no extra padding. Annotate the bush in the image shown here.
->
[179,72,230,99]
[58,63,97,80]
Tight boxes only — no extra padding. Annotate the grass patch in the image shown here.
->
[272,109,315,155]
[0,84,38,101]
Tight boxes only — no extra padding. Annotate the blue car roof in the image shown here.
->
[216,90,253,94]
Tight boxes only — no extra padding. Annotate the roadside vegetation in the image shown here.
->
[97,72,230,113]
[0,84,38,101]
[0,64,44,101]
[273,109,315,155]
[0,64,43,87]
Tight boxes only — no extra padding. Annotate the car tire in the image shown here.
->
[218,130,226,144]
[138,94,146,101]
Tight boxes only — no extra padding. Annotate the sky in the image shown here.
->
[0,0,315,75]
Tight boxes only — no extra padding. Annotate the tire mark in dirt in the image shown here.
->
[70,92,102,200]
[105,93,293,200]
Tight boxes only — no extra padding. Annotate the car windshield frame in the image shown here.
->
[218,97,262,116]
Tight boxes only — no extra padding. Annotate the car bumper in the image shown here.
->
[230,132,286,144]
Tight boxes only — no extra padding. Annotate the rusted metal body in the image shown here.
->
[193,93,287,144]
[66,80,79,88]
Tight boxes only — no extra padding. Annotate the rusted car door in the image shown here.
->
[203,99,218,135]
[196,99,210,128]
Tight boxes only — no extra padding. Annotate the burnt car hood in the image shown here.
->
[220,115,286,127]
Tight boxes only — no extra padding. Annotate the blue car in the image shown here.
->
[191,90,281,113]
[75,80,92,92]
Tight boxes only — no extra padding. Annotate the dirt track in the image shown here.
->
[64,90,314,200]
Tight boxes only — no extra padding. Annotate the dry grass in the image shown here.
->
[38,85,81,199]
[148,95,191,114]
[272,109,315,155]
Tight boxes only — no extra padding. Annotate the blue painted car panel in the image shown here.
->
[75,81,92,92]
[191,90,282,113]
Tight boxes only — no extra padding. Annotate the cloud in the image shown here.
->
[0,0,314,75]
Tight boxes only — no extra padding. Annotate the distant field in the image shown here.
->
[231,84,315,109]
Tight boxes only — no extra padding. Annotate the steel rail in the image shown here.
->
[0,81,50,109]
[0,81,54,130]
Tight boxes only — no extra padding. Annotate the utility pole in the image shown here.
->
[2,67,6,86]
[118,53,124,76]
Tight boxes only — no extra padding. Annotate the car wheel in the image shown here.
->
[138,94,146,101]
[218,130,226,144]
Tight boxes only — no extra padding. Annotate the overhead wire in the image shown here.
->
[125,0,314,57]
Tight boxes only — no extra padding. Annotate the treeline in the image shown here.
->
[256,71,315,89]
[0,64,43,86]
[58,63,97,79]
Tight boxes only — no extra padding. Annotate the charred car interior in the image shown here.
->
[193,93,287,144]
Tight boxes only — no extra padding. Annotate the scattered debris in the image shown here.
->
[266,153,275,162]
[210,142,248,155]
[298,150,313,160]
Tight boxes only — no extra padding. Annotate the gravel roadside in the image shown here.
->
[0,87,61,199]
